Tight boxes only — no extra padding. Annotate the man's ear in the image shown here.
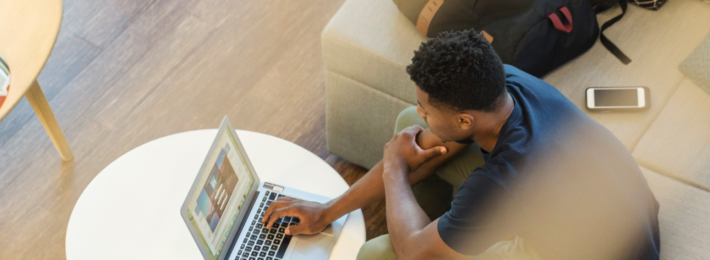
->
[457,113,474,129]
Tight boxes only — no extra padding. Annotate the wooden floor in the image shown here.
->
[0,0,389,259]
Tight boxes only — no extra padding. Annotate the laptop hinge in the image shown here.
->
[263,182,284,192]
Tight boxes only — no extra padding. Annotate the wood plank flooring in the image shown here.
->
[0,0,389,259]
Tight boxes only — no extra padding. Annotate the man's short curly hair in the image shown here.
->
[406,29,507,112]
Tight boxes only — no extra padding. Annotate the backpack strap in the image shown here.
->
[599,0,632,64]
[593,0,618,14]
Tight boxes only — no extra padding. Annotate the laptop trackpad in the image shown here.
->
[288,232,333,260]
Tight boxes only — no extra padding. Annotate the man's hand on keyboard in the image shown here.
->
[261,197,331,236]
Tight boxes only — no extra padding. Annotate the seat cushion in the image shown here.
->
[633,78,710,191]
[325,71,413,168]
[543,0,710,150]
[679,30,710,93]
[640,166,710,259]
[322,0,425,105]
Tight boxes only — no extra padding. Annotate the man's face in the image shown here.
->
[415,87,472,142]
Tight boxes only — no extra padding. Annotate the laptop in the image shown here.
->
[181,116,348,260]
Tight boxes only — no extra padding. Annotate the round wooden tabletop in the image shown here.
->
[0,0,63,120]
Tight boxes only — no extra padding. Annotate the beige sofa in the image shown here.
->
[322,0,710,258]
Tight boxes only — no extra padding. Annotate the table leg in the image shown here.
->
[25,80,74,161]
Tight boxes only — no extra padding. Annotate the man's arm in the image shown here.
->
[262,128,471,234]
[382,125,473,260]
[382,159,469,260]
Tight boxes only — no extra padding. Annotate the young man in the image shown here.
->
[262,29,660,260]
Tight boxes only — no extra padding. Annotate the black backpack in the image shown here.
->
[395,0,632,77]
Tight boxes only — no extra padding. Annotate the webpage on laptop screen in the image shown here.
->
[186,129,255,260]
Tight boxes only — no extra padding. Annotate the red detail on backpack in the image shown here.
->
[548,6,573,33]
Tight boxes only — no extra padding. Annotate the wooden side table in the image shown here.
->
[0,0,73,161]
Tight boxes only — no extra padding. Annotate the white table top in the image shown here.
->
[66,129,366,260]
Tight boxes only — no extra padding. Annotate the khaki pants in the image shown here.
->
[355,106,540,260]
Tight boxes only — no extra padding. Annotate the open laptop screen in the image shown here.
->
[185,127,255,260]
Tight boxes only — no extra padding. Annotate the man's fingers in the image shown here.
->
[285,224,310,235]
[266,207,299,229]
[420,146,447,161]
[394,125,423,140]
[403,124,422,131]
[262,201,290,223]
[266,208,289,228]
[401,125,424,136]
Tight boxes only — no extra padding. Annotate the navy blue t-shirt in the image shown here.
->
[437,65,660,260]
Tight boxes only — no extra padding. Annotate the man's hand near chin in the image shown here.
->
[383,125,448,175]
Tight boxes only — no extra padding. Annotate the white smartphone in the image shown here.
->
[585,87,650,111]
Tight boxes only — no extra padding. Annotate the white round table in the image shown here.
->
[66,130,366,260]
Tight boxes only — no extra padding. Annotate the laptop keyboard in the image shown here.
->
[235,190,299,260]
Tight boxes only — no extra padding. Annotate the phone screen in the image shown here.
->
[594,89,638,107]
